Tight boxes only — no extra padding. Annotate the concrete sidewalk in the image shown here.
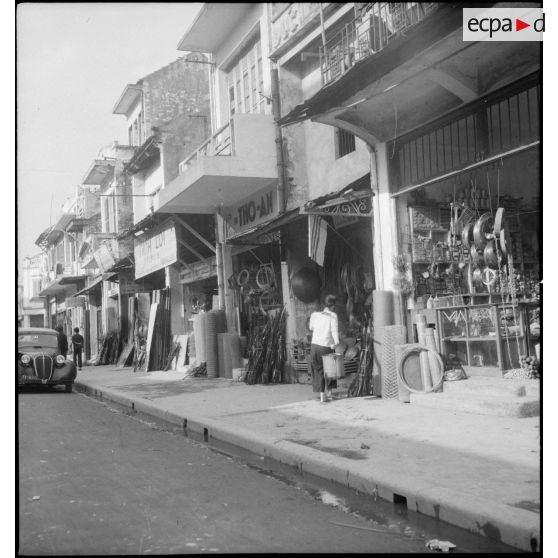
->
[74,365,540,552]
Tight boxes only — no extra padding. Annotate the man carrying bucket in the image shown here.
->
[308,294,340,403]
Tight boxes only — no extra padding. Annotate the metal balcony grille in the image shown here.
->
[179,122,233,174]
[320,3,437,86]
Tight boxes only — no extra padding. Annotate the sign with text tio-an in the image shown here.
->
[134,219,177,279]
[223,184,278,237]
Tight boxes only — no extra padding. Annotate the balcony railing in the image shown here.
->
[179,121,233,175]
[319,3,437,86]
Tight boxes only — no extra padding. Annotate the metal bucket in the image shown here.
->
[322,353,345,379]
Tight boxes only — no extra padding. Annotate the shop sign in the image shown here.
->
[119,275,153,295]
[93,243,116,273]
[179,257,217,284]
[134,219,177,279]
[65,296,85,308]
[223,184,278,237]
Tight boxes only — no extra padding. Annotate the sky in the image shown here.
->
[17,2,202,270]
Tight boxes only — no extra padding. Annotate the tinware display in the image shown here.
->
[470,245,485,268]
[473,212,494,250]
[461,221,474,249]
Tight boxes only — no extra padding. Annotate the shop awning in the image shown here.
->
[73,273,117,296]
[300,175,373,217]
[124,136,161,175]
[39,275,86,296]
[225,208,303,246]
[35,214,75,248]
[105,256,134,274]
[118,212,166,238]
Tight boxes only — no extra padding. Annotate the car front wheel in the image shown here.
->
[65,383,73,393]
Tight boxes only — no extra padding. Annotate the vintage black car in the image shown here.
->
[18,327,77,392]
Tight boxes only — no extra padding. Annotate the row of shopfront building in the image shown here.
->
[24,3,540,379]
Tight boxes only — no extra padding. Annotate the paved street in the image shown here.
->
[18,388,518,554]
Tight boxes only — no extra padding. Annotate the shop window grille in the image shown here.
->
[389,76,540,192]
[335,128,356,159]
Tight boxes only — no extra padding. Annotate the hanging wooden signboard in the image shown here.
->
[134,218,177,279]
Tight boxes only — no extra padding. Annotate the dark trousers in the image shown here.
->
[310,344,336,393]
[73,347,82,369]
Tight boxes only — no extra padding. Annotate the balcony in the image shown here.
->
[320,3,438,86]
[178,122,233,174]
[156,113,278,214]
[39,263,86,297]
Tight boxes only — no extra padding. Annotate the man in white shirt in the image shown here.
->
[308,294,339,403]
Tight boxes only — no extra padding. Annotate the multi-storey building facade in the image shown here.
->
[276,2,541,382]
[155,2,540,383]
[112,54,212,344]
[36,195,88,337]
[73,142,136,360]
[152,4,375,379]
[19,253,46,327]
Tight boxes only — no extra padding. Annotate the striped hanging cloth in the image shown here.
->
[308,215,328,266]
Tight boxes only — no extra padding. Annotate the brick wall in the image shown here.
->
[140,54,211,185]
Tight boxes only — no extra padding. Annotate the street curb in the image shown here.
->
[75,378,540,552]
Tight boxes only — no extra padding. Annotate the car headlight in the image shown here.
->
[20,354,31,366]
[56,355,66,366]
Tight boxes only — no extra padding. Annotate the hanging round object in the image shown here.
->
[498,227,512,256]
[461,221,474,249]
[482,268,497,287]
[483,239,505,269]
[290,267,322,303]
[236,269,250,286]
[493,208,506,237]
[470,245,485,268]
[472,266,484,286]
[473,213,494,250]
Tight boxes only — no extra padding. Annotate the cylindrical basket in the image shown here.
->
[322,353,345,379]
[397,346,444,393]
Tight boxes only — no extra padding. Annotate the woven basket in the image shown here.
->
[397,346,444,393]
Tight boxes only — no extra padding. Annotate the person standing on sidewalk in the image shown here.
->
[71,327,84,371]
[308,294,339,403]
[56,325,68,359]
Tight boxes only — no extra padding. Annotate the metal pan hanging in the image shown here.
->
[473,213,494,250]
[483,239,506,269]
[470,245,485,268]
[461,221,474,249]
[498,227,512,256]
[493,208,505,237]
